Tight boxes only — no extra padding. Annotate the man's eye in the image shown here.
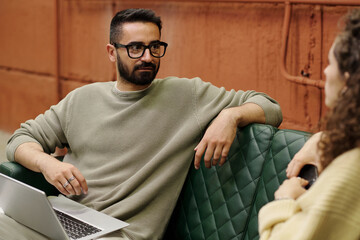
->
[129,45,144,52]
[151,44,161,50]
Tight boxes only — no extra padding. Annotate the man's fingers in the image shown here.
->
[73,170,88,194]
[42,161,87,195]
[219,145,230,166]
[55,177,68,195]
[56,171,87,196]
[194,143,206,170]
[60,175,76,195]
[203,144,215,168]
[195,142,231,169]
[55,180,72,196]
[212,145,223,166]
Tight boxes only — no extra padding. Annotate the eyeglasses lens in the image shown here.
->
[128,44,166,58]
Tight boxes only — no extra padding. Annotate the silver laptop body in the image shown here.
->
[0,173,129,240]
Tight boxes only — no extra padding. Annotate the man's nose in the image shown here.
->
[140,48,152,62]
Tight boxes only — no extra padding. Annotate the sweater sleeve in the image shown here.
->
[192,78,282,129]
[258,199,301,240]
[234,90,282,127]
[6,92,72,162]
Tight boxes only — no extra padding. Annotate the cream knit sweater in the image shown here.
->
[259,148,360,240]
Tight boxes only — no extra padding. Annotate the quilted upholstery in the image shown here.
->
[242,129,311,240]
[164,124,310,240]
[0,124,311,240]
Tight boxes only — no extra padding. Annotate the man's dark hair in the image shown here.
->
[110,8,162,44]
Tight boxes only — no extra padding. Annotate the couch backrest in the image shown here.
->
[164,124,311,240]
[0,124,311,240]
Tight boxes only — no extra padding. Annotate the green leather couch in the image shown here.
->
[0,123,311,240]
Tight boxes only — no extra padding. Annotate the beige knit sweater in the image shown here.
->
[259,148,360,240]
[7,77,282,239]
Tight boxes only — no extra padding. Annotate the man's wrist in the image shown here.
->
[220,108,240,126]
[233,103,265,127]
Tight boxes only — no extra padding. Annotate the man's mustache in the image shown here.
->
[134,62,156,71]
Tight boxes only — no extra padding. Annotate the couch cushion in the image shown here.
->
[164,124,277,239]
[242,129,311,240]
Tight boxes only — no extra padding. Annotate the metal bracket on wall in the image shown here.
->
[280,1,325,89]
[155,0,360,88]
[279,0,359,89]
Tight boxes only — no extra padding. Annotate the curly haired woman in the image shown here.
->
[258,9,360,240]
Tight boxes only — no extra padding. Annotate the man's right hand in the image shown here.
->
[14,142,88,196]
[286,132,324,178]
[40,159,88,196]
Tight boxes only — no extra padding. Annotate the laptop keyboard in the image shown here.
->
[54,209,101,239]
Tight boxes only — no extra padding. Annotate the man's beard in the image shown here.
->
[117,54,159,86]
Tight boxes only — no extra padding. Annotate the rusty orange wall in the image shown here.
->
[0,0,358,133]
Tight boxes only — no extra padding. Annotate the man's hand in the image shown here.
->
[194,103,266,170]
[14,142,88,196]
[194,108,238,169]
[286,132,323,178]
[40,159,88,196]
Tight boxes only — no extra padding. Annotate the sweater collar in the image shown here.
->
[111,81,155,100]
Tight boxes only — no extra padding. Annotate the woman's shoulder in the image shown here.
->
[315,147,360,191]
[332,148,360,168]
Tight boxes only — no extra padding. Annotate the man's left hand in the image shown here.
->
[194,108,238,169]
[193,103,266,170]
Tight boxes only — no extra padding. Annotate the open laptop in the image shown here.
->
[0,173,129,240]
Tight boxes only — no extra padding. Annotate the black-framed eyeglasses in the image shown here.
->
[112,41,168,59]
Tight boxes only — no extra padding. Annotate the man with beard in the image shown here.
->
[5,8,282,240]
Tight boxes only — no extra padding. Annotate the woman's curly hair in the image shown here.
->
[319,9,360,168]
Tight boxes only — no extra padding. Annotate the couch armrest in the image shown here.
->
[0,157,63,196]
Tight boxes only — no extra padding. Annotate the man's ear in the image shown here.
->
[106,44,117,62]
